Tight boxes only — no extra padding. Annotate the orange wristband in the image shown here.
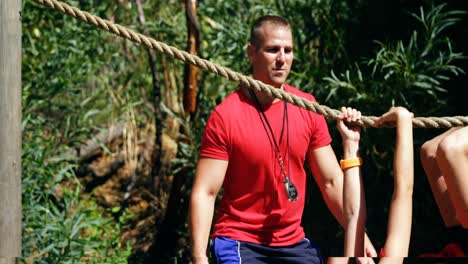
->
[340,157,362,170]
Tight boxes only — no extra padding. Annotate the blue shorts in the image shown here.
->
[211,237,324,264]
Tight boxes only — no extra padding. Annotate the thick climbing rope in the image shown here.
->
[32,0,468,128]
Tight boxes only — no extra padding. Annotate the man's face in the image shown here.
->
[248,24,294,88]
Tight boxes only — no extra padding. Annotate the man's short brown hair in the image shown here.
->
[250,15,291,49]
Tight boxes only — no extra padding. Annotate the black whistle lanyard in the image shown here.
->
[248,89,297,201]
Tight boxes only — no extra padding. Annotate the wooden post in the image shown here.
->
[0,0,22,260]
[183,0,200,116]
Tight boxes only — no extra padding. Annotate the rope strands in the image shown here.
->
[32,0,468,128]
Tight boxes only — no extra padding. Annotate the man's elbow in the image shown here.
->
[191,185,218,204]
[323,176,341,192]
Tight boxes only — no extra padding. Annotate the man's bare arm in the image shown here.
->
[189,158,228,263]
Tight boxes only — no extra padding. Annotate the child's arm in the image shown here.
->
[337,107,366,257]
[374,107,414,257]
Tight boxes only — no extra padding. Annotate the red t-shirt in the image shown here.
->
[200,84,331,246]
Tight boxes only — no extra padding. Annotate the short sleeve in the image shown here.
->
[308,113,331,149]
[199,110,229,160]
[306,94,332,149]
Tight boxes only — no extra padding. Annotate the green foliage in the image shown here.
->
[322,4,465,114]
[367,4,465,113]
[24,0,111,149]
[22,124,132,263]
[21,0,193,261]
[22,0,147,261]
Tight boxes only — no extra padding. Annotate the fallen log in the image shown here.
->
[48,123,125,163]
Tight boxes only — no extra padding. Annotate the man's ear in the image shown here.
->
[247,43,255,62]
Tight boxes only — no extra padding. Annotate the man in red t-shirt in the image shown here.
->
[189,15,376,264]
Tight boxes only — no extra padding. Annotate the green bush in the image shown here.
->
[22,123,132,263]
[22,0,140,261]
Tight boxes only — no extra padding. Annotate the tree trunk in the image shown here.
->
[183,0,201,117]
[132,0,165,193]
[158,57,180,193]
[149,0,200,262]
[0,0,22,258]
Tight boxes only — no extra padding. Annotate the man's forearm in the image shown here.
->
[190,190,216,260]
[322,172,346,228]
